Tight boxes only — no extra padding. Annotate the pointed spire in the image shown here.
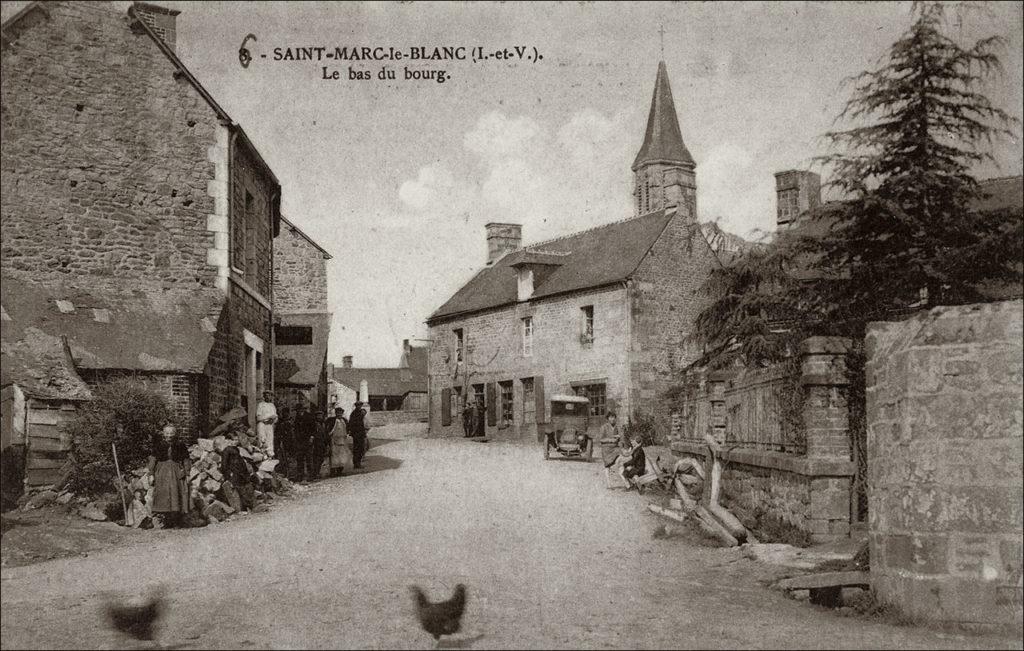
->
[632,61,694,171]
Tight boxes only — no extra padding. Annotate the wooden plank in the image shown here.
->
[648,503,688,522]
[27,410,65,425]
[29,436,70,452]
[775,571,871,591]
[26,457,64,470]
[26,468,62,486]
[28,448,69,460]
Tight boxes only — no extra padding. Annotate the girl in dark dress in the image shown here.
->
[148,425,191,527]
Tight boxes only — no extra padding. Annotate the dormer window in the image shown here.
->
[517,267,534,301]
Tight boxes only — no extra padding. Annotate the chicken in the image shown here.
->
[104,586,165,642]
[410,583,467,642]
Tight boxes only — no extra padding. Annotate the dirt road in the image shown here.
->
[1,434,1017,649]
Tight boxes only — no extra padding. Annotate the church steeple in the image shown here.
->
[632,61,696,218]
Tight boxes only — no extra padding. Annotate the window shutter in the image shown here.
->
[486,383,497,427]
[441,387,452,426]
[534,375,546,423]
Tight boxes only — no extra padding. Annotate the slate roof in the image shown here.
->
[332,366,425,397]
[632,61,695,170]
[429,209,674,323]
[974,175,1023,213]
[274,312,332,386]
[1,274,224,398]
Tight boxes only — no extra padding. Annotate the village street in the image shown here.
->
[0,431,1017,650]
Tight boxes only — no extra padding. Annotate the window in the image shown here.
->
[521,377,535,424]
[275,325,313,345]
[521,317,533,356]
[573,383,607,416]
[580,306,594,346]
[778,189,799,223]
[499,381,513,426]
[244,191,257,278]
[453,328,464,363]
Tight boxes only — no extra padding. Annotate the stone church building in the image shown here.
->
[426,61,728,439]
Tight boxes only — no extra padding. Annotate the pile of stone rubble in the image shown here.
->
[117,431,296,527]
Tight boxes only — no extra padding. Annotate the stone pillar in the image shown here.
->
[707,371,731,445]
[801,336,853,542]
[866,300,1023,628]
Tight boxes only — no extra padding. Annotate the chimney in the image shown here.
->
[485,223,522,265]
[132,2,181,53]
[774,170,821,228]
[342,355,353,368]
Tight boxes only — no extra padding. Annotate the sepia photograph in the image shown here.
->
[0,1,1022,648]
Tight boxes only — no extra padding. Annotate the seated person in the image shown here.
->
[618,434,646,489]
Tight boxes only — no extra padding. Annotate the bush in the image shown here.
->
[624,412,658,447]
[66,378,175,496]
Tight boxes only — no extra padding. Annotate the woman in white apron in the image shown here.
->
[328,407,352,476]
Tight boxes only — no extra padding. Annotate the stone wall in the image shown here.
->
[866,300,1023,628]
[671,337,856,543]
[204,283,273,428]
[631,209,718,436]
[0,1,220,290]
[273,220,329,313]
[366,409,428,427]
[428,285,632,439]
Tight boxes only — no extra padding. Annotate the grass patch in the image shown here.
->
[750,511,813,547]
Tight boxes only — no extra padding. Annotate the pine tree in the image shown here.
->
[812,1,1020,314]
[693,2,1021,365]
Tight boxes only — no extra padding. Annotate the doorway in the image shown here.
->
[472,383,485,436]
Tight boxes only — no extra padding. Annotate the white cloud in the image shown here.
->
[398,164,457,211]
[698,143,776,238]
[463,112,542,160]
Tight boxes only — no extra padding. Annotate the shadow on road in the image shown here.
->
[347,452,403,476]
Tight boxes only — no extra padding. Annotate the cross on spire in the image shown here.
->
[658,22,665,58]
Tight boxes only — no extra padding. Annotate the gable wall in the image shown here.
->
[0,1,223,290]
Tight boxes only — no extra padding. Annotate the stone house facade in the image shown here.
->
[272,216,332,413]
[1,1,282,435]
[426,61,721,439]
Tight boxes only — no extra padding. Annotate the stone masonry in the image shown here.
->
[672,337,856,543]
[273,218,330,313]
[1,2,279,434]
[866,300,1023,628]
[428,285,632,439]
[1,2,220,289]
[631,205,718,434]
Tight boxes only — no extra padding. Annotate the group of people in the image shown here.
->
[460,396,484,438]
[598,411,646,489]
[258,392,371,482]
[145,394,373,528]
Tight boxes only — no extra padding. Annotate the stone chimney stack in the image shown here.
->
[132,2,181,53]
[342,355,353,368]
[774,170,821,228]
[485,223,522,265]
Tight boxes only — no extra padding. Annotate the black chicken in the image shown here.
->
[105,586,165,642]
[411,583,467,643]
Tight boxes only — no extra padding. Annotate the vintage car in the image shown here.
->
[542,394,594,461]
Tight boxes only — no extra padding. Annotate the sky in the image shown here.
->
[3,1,1021,367]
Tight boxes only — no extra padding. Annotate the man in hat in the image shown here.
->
[255,391,278,458]
[348,401,369,468]
[292,401,316,482]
